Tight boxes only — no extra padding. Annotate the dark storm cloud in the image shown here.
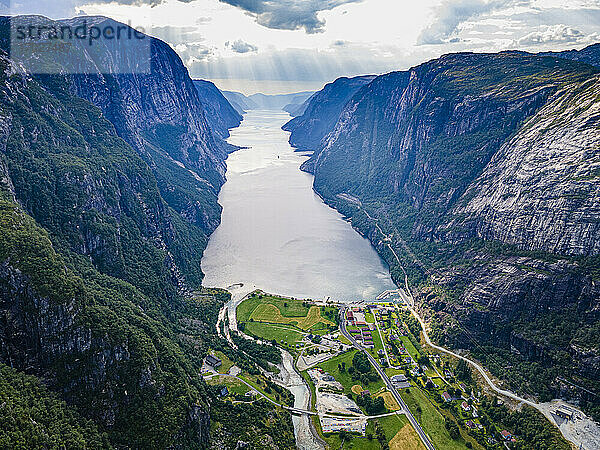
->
[218,0,363,33]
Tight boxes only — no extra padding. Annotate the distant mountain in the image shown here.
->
[283,75,376,151]
[222,90,258,114]
[194,79,243,139]
[223,90,314,111]
[540,42,600,68]
[282,99,310,117]
[301,50,600,417]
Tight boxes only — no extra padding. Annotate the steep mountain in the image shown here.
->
[1,15,234,294]
[193,79,243,139]
[223,90,314,111]
[283,75,376,151]
[222,90,258,113]
[0,16,293,448]
[282,97,311,117]
[441,75,600,256]
[0,50,220,447]
[303,50,600,416]
[0,364,110,448]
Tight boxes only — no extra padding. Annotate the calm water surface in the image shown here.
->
[201,110,395,302]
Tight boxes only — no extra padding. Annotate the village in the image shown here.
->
[202,291,578,450]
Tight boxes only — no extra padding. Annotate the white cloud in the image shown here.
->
[217,0,364,33]
[517,24,585,46]
[417,0,526,45]
[7,0,600,92]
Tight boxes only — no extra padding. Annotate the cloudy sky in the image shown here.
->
[6,0,600,93]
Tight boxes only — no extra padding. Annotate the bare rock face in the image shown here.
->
[0,19,235,444]
[71,33,228,188]
[306,52,595,237]
[193,79,243,140]
[443,76,600,256]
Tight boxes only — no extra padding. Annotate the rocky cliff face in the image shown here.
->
[0,50,223,446]
[194,79,243,139]
[283,75,375,152]
[1,16,232,245]
[308,53,595,233]
[303,49,600,409]
[0,16,252,447]
[442,75,600,256]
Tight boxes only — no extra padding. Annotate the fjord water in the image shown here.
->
[202,109,395,301]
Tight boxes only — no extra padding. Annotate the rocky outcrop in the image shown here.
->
[194,79,243,139]
[283,75,375,152]
[442,75,600,256]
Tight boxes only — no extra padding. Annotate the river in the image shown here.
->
[201,109,396,449]
[202,109,395,300]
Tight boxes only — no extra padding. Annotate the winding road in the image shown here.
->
[362,208,600,449]
[359,200,543,408]
[398,289,537,407]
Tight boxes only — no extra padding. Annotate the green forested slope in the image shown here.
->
[0,364,110,449]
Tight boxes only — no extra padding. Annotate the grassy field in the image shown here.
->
[385,367,406,377]
[338,333,352,345]
[400,387,467,450]
[251,304,334,330]
[237,294,308,322]
[375,414,408,442]
[323,432,380,450]
[385,416,427,450]
[376,391,401,411]
[243,322,304,350]
[369,325,386,359]
[318,350,384,395]
[206,375,250,395]
[237,294,334,332]
[212,351,235,374]
[400,336,421,361]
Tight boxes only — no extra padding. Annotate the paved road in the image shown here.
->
[364,204,538,408]
[398,290,537,408]
[340,307,436,450]
[205,372,406,421]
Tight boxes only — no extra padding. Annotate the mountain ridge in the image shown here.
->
[289,47,600,420]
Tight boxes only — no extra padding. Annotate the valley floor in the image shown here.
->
[209,289,585,450]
